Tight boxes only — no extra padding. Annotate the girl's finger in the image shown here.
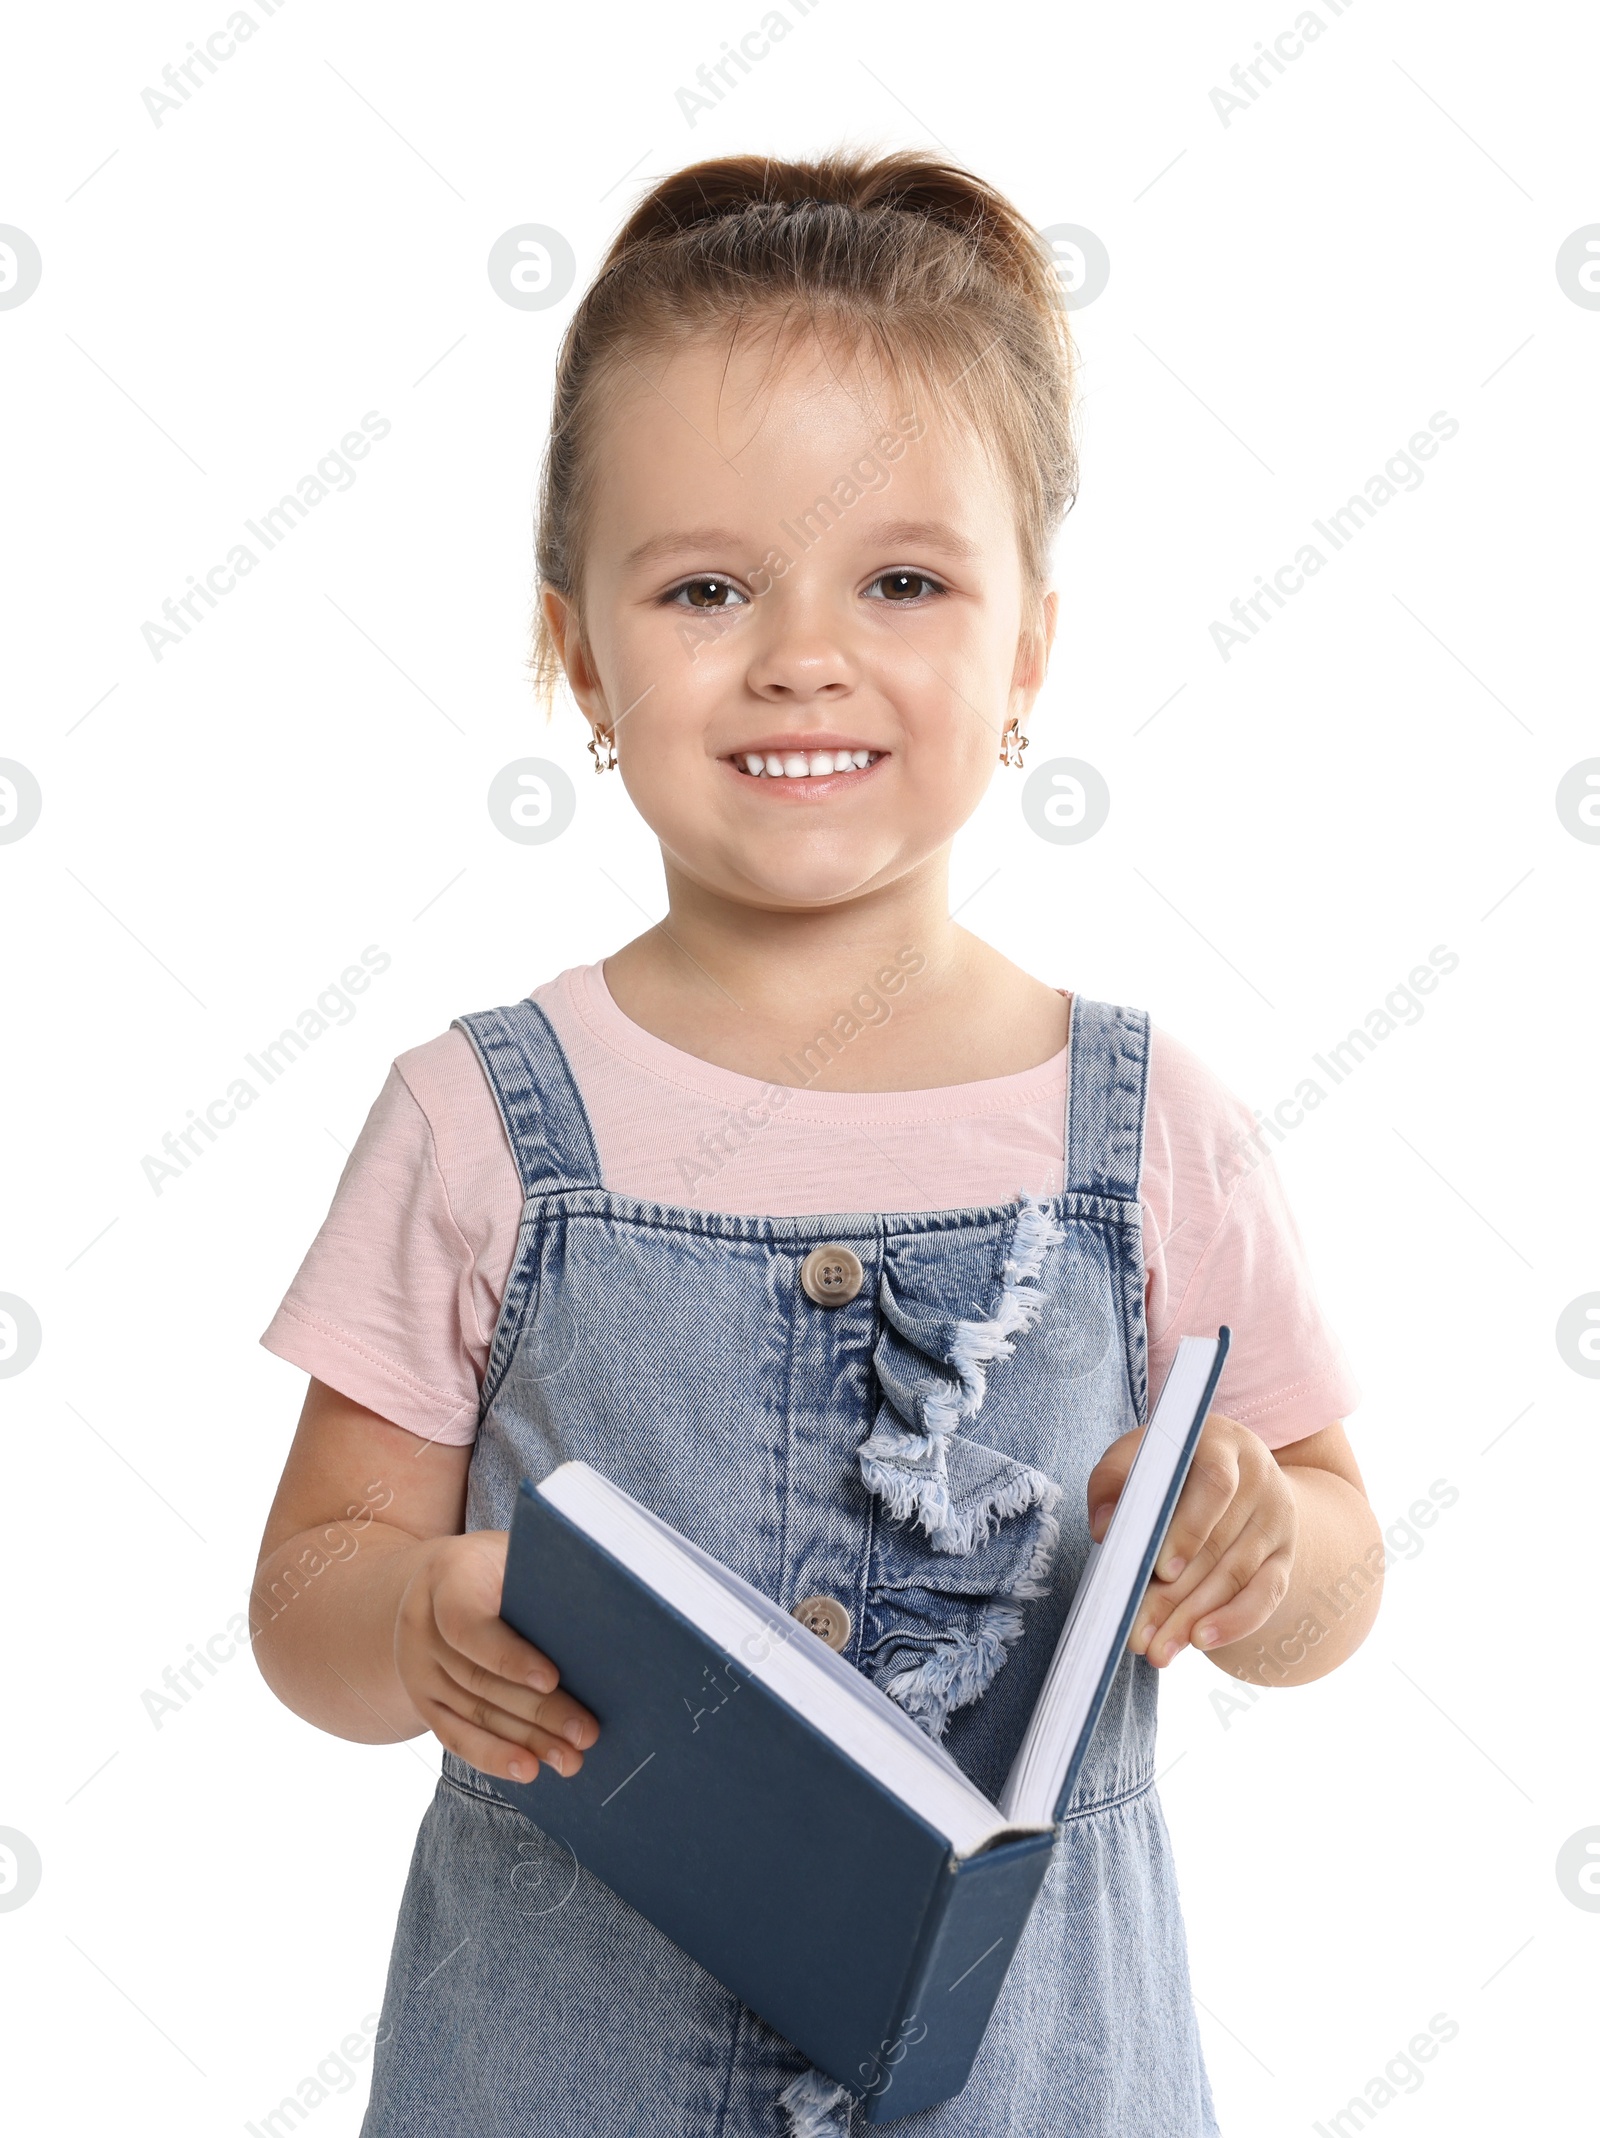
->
[1132,1519,1270,1657]
[1085,1428,1143,1541]
[1136,1484,1279,1629]
[432,1588,563,1695]
[1151,1429,1241,1583]
[424,1699,553,1786]
[422,1672,590,1776]
[434,1649,598,1750]
[1185,1554,1295,1656]
[1148,1548,1293,1665]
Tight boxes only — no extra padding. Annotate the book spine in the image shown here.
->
[858,1832,1055,2125]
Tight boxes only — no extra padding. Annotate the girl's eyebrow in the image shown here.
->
[623,517,981,570]
[866,518,981,560]
[622,527,747,569]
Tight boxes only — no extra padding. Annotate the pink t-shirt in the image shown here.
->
[261,963,1359,1451]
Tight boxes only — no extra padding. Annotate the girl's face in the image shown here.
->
[547,329,1054,913]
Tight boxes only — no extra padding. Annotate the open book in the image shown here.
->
[495,1330,1228,2123]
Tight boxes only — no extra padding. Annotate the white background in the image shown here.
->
[2,1,1596,2130]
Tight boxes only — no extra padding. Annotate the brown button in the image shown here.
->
[799,1243,864,1308]
[792,1594,852,1651]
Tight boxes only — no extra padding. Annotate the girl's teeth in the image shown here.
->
[738,750,881,778]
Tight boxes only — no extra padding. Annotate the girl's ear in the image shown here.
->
[541,585,608,728]
[1009,587,1060,721]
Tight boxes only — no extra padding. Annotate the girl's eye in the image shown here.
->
[666,577,747,610]
[864,570,944,604]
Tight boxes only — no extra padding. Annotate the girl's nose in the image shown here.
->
[742,607,859,703]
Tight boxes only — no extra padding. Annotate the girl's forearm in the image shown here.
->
[250,1521,438,1742]
[1206,1466,1383,1687]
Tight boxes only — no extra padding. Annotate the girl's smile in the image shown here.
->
[724,738,887,791]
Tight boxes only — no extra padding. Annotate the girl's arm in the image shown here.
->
[1088,1418,1383,1688]
[250,1377,598,1783]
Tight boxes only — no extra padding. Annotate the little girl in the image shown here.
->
[253,151,1379,2137]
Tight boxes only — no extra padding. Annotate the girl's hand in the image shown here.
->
[394,1529,600,1782]
[1085,1413,1297,1667]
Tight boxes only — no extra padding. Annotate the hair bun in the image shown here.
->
[607,151,1054,304]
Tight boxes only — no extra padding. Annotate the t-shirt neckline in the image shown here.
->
[559,960,1071,1125]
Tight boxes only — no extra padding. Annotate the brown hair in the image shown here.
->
[529,147,1078,710]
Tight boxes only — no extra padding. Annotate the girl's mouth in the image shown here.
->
[724,745,885,788]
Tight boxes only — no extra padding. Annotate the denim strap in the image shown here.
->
[452,999,602,1198]
[1063,996,1150,1204]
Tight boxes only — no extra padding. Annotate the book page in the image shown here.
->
[995,1334,1225,1828]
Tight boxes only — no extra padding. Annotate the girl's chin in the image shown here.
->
[693,850,906,913]
[736,874,893,913]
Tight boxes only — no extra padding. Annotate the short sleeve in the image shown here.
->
[259,1039,516,1446]
[1142,1027,1361,1450]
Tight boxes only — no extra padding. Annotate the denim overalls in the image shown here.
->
[360,994,1219,2137]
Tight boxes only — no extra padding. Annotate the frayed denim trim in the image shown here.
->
[859,1195,1069,1740]
[856,1433,1060,1555]
[921,1192,1067,1438]
[777,2065,854,2135]
[858,1193,1068,1549]
[874,1485,1060,1739]
[1009,1489,1063,1602]
[878,1597,1025,1732]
